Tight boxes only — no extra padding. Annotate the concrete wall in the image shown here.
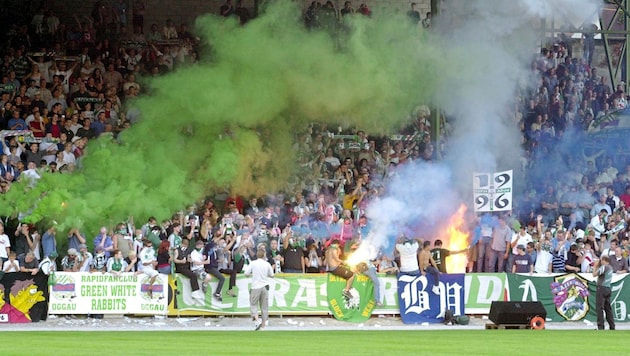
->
[50,0,431,31]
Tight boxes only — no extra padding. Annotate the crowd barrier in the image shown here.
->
[2,271,629,324]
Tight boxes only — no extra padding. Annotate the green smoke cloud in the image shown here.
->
[0,2,449,235]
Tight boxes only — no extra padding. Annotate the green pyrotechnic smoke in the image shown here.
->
[0,1,450,235]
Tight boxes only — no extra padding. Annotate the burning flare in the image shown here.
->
[443,204,470,273]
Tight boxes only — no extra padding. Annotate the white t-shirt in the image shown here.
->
[3,259,20,272]
[78,252,93,272]
[396,241,419,273]
[189,249,205,272]
[581,250,595,273]
[511,232,533,255]
[139,247,156,265]
[534,250,553,273]
[38,258,56,275]
[0,234,10,258]
[244,258,274,290]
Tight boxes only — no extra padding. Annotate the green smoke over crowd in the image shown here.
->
[0,2,449,233]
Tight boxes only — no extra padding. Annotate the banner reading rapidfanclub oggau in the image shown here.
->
[48,272,169,315]
[398,273,465,324]
[507,273,630,323]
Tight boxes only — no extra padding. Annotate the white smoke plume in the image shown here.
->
[358,0,603,261]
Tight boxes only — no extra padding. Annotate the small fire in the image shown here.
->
[346,243,370,268]
[443,204,470,273]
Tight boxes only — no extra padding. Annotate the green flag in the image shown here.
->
[326,272,375,323]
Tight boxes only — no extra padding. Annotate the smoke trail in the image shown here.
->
[356,0,603,260]
[0,0,604,246]
[0,2,446,234]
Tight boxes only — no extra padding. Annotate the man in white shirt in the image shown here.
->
[244,248,274,331]
[589,209,609,241]
[0,224,11,266]
[38,252,58,275]
[534,239,553,273]
[2,251,20,273]
[139,240,159,298]
[189,239,213,293]
[509,224,532,271]
[395,237,420,275]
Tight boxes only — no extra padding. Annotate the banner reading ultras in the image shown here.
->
[473,169,513,212]
[48,272,169,315]
[174,273,399,316]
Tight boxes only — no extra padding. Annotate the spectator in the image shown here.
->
[61,248,80,272]
[112,224,132,259]
[512,245,533,274]
[234,1,250,25]
[173,238,205,303]
[419,241,441,294]
[189,239,213,296]
[139,239,160,297]
[94,226,114,259]
[107,249,129,276]
[77,243,93,272]
[282,228,306,273]
[220,0,235,17]
[162,19,178,39]
[244,248,274,331]
[534,238,553,273]
[7,109,27,130]
[133,0,146,30]
[13,223,34,261]
[103,63,124,92]
[20,251,39,275]
[430,239,467,273]
[156,240,171,274]
[407,3,421,26]
[41,225,57,260]
[0,224,11,266]
[325,239,354,298]
[27,107,46,137]
[2,251,20,273]
[487,216,512,273]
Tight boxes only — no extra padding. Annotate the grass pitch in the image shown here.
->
[1,330,624,355]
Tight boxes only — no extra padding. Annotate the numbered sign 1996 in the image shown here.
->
[473,170,513,212]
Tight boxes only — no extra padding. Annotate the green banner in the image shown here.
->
[173,273,384,316]
[326,272,375,323]
[507,273,630,323]
[464,273,507,314]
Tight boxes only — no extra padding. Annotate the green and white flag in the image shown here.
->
[326,272,375,322]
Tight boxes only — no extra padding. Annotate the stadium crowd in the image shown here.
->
[1,1,630,306]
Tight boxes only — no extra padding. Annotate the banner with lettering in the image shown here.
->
[398,273,465,324]
[473,170,513,212]
[464,273,508,314]
[326,272,375,322]
[174,273,389,317]
[0,272,49,323]
[506,273,630,323]
[48,272,169,315]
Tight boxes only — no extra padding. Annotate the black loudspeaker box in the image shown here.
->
[488,301,547,325]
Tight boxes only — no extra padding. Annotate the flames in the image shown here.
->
[343,204,471,274]
[443,204,470,273]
